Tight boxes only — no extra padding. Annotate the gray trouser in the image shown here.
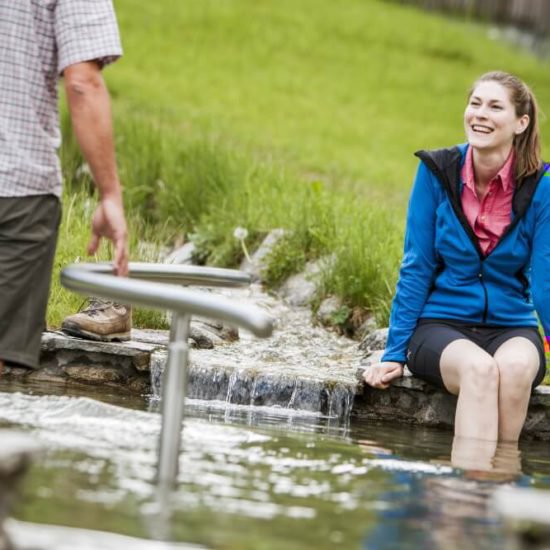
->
[0,195,61,368]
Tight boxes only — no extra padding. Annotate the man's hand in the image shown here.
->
[363,361,404,389]
[64,62,129,276]
[88,195,128,276]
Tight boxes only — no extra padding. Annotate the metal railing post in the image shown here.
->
[157,313,191,485]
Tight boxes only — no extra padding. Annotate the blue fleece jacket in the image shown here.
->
[382,144,550,364]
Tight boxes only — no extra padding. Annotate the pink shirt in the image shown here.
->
[461,146,515,256]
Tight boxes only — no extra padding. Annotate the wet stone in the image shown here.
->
[288,379,325,413]
[62,365,126,385]
[316,296,343,326]
[327,383,356,419]
[149,350,168,395]
[226,371,255,404]
[250,374,296,408]
[26,366,67,385]
[187,366,231,402]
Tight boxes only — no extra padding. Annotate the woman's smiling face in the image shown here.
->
[464,80,529,155]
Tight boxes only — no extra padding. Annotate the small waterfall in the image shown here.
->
[286,380,298,409]
[249,376,258,406]
[225,371,238,403]
[327,383,357,426]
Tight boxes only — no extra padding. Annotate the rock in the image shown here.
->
[163,242,196,265]
[1,366,28,378]
[359,327,388,355]
[26,366,67,385]
[316,296,343,325]
[279,271,317,307]
[279,261,320,307]
[62,365,126,385]
[131,329,169,346]
[161,317,239,348]
[240,228,286,282]
[355,315,378,341]
[279,256,334,307]
[37,332,156,392]
[149,350,168,396]
[190,319,239,348]
[41,331,156,372]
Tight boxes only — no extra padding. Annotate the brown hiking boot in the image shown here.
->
[61,299,132,342]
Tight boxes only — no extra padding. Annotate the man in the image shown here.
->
[0,1,129,374]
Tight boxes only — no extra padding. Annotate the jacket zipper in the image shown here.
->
[418,156,495,323]
[478,271,488,323]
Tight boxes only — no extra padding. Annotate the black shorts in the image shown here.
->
[0,195,61,369]
[407,319,547,392]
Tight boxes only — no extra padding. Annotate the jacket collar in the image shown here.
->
[414,145,546,259]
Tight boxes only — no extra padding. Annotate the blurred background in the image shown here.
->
[52,0,550,337]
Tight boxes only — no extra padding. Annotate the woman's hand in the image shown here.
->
[363,362,404,389]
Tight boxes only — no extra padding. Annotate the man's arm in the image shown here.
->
[63,61,128,276]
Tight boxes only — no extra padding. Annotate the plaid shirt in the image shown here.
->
[0,0,122,198]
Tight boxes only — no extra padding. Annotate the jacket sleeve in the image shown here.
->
[530,171,550,353]
[381,161,439,363]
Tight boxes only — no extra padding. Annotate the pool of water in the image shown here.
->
[1,379,549,549]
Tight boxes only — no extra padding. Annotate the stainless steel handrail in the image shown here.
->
[71,261,252,287]
[60,263,274,487]
[61,267,272,337]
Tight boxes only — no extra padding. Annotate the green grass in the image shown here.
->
[49,184,170,330]
[51,0,550,350]
[109,0,550,195]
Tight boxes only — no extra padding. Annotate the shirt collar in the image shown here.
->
[462,146,516,193]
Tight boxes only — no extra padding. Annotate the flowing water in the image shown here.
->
[0,379,550,549]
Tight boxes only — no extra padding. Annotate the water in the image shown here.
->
[0,380,549,549]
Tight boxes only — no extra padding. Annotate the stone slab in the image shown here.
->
[150,349,357,419]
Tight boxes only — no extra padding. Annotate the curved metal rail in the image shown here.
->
[60,263,274,486]
[71,261,252,287]
[61,266,271,337]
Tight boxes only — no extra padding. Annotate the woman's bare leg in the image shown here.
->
[440,339,500,441]
[493,337,540,442]
[451,435,496,471]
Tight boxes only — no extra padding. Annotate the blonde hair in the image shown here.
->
[469,71,541,182]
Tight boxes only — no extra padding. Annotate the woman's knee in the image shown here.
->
[460,356,500,394]
[496,354,539,391]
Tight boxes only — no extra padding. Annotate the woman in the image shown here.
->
[364,71,549,444]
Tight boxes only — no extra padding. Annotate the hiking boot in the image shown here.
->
[61,299,132,342]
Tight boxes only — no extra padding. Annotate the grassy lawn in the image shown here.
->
[109,0,550,194]
[51,0,550,355]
